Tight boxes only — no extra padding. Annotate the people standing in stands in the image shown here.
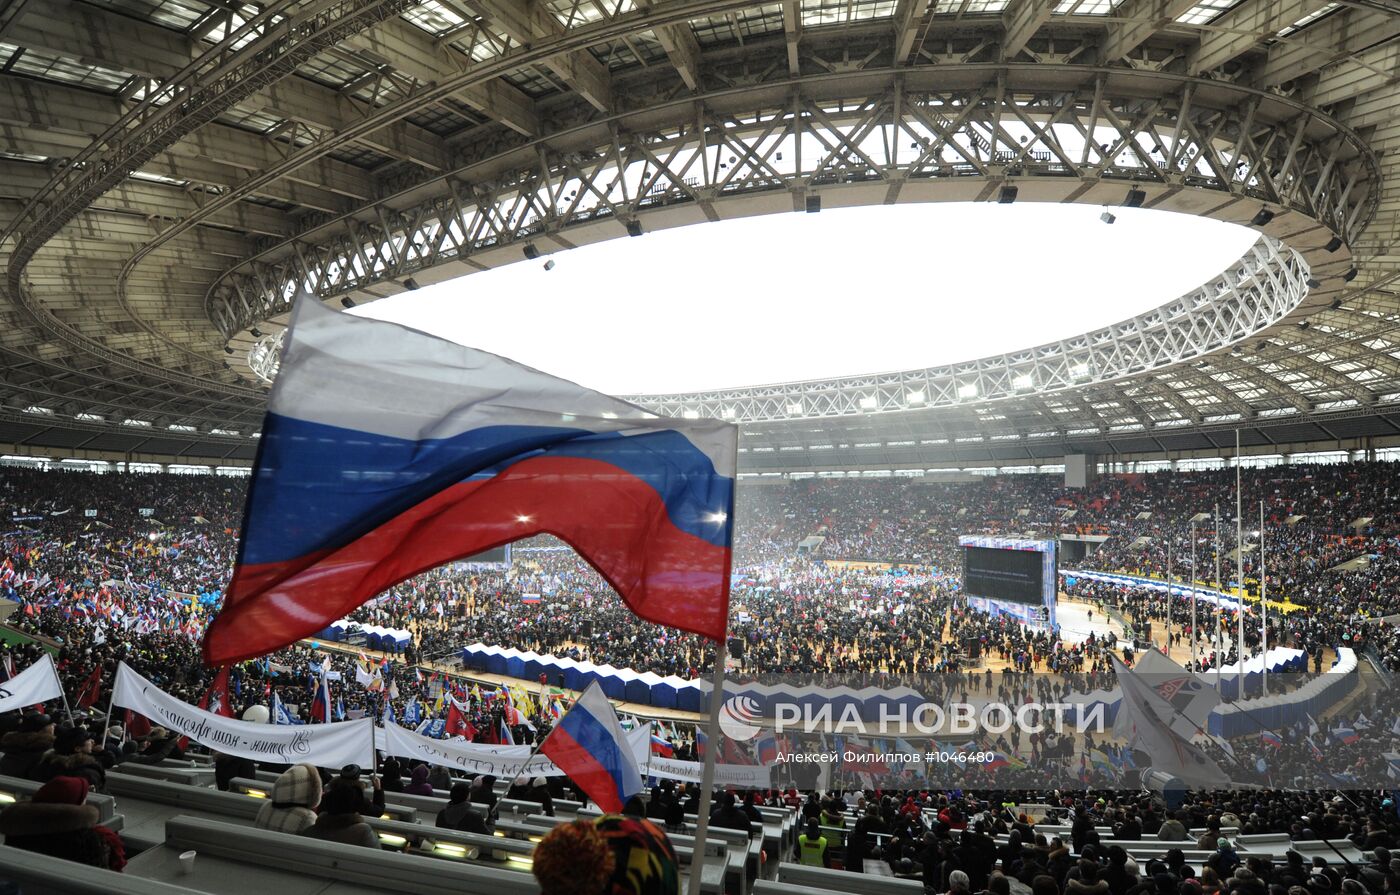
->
[35,725,106,792]
[437,782,490,833]
[0,775,126,871]
[532,815,680,895]
[405,763,435,795]
[127,727,183,765]
[325,764,385,817]
[302,785,382,849]
[213,751,257,792]
[427,764,452,792]
[0,712,54,779]
[797,819,830,867]
[710,791,753,837]
[255,763,321,834]
[379,756,405,792]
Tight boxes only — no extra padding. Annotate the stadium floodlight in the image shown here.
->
[543,260,556,271]
[1013,374,1034,390]
[626,220,644,237]
[1251,207,1275,226]
[522,243,541,260]
[957,383,979,399]
[223,346,234,355]
[859,395,878,410]
[1325,236,1344,252]
[1343,267,1358,282]
[998,185,1018,204]
[1123,187,1147,208]
[250,327,262,337]
[402,277,421,290]
[1298,320,1311,329]
[1306,277,1322,289]
[805,195,821,213]
[906,390,925,404]
[1100,211,1116,225]
[340,297,356,309]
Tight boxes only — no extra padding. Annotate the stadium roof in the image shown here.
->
[2,0,1399,470]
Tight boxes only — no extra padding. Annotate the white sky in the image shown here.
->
[355,203,1258,395]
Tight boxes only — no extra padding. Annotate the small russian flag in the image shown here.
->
[540,682,642,813]
[1259,729,1283,749]
[650,734,674,758]
[1333,726,1360,745]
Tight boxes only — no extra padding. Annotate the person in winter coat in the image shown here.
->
[437,782,490,834]
[35,726,106,792]
[213,751,257,791]
[427,765,452,792]
[302,784,381,849]
[1158,813,1189,842]
[405,763,435,795]
[1067,860,1112,895]
[0,775,126,871]
[0,712,55,780]
[255,763,321,834]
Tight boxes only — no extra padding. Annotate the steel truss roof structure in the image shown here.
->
[4,0,1400,469]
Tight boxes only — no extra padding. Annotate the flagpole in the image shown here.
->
[1190,520,1198,669]
[1235,429,1245,702]
[687,638,728,895]
[50,655,76,725]
[1165,530,1172,657]
[1260,499,1267,696]
[1214,504,1222,681]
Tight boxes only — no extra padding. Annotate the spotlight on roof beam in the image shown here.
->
[1251,208,1275,227]
[1343,267,1358,282]
[223,346,234,355]
[1123,188,1146,208]
[805,195,821,214]
[1100,211,1116,225]
[403,277,421,291]
[543,260,556,271]
[998,185,1018,204]
[1330,298,1345,310]
[522,243,541,260]
[249,327,261,337]
[625,220,643,237]
[1306,278,1322,289]
[1325,236,1344,252]
[340,297,356,309]
[1297,320,1310,329]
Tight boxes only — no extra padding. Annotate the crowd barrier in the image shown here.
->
[317,619,412,653]
[457,643,927,716]
[461,640,1354,740]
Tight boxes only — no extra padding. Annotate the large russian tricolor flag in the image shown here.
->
[540,682,642,813]
[202,299,737,666]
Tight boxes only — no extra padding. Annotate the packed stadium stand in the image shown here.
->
[11,0,1400,892]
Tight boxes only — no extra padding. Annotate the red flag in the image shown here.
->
[199,666,235,718]
[445,699,475,740]
[75,664,104,709]
[124,709,152,739]
[180,666,233,751]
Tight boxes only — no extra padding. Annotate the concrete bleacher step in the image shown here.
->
[125,815,539,895]
[0,844,204,895]
[776,862,924,895]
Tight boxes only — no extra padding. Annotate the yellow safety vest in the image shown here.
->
[798,834,828,866]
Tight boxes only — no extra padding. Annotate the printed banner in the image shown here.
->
[643,755,771,788]
[111,663,373,767]
[0,653,63,714]
[379,722,652,779]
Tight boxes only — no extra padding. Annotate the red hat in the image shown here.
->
[33,776,88,805]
